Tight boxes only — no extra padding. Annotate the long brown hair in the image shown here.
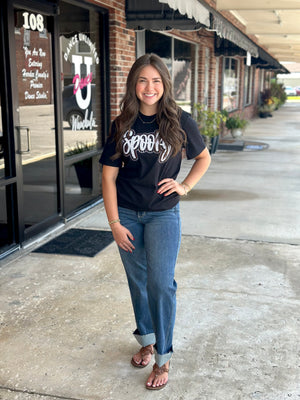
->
[112,53,186,159]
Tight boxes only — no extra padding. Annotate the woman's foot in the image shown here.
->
[131,344,154,368]
[146,361,169,390]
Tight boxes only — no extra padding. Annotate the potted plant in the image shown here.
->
[270,82,287,108]
[258,88,277,118]
[65,141,96,188]
[194,104,227,154]
[225,114,248,138]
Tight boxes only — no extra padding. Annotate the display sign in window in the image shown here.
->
[223,58,240,111]
[15,12,52,106]
[59,1,103,214]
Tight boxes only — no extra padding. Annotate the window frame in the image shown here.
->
[137,30,198,113]
[222,57,240,112]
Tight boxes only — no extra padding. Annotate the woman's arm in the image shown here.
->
[102,165,135,252]
[180,147,211,192]
[157,147,211,196]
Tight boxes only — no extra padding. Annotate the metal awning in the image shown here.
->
[251,47,290,72]
[126,0,209,31]
[216,0,300,63]
[215,36,247,58]
[211,14,258,57]
[126,0,289,71]
[215,36,289,73]
[158,0,210,27]
[126,0,259,58]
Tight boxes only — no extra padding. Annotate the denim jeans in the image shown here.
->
[118,203,181,367]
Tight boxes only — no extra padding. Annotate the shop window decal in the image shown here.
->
[22,12,44,32]
[63,34,99,131]
[15,10,52,105]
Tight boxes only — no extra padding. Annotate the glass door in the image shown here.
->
[12,4,59,240]
[59,1,104,215]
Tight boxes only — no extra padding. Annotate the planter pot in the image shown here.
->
[202,135,220,154]
[210,135,220,154]
[74,160,92,188]
[231,129,243,138]
[259,111,272,118]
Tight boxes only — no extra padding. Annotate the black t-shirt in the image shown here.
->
[100,110,206,211]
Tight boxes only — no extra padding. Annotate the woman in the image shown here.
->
[100,53,211,390]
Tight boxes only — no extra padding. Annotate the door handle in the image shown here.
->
[16,125,31,154]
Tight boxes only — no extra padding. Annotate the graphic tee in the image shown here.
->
[100,110,206,211]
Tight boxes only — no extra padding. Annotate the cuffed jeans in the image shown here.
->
[118,203,181,367]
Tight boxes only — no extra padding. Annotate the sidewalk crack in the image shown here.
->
[0,386,84,400]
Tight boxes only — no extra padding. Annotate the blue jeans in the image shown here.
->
[118,204,181,367]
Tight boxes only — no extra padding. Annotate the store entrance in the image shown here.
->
[12,3,60,242]
[0,0,109,259]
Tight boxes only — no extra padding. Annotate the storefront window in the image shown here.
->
[145,31,195,113]
[59,1,103,214]
[0,96,3,180]
[223,58,240,111]
[14,9,58,227]
[174,39,194,111]
[0,94,13,251]
[244,65,253,106]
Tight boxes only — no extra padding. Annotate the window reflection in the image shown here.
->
[59,1,102,214]
[174,39,193,112]
[14,10,58,227]
[0,95,12,251]
[146,31,195,113]
[0,99,4,179]
[223,58,240,111]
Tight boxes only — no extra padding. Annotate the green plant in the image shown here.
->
[259,85,285,114]
[271,96,280,110]
[225,115,248,131]
[65,141,96,166]
[270,82,287,106]
[194,104,227,138]
[65,141,95,156]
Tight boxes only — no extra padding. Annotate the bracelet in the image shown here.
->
[182,182,192,191]
[108,218,120,226]
[181,182,191,195]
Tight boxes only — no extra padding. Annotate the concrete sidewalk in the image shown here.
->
[0,103,300,400]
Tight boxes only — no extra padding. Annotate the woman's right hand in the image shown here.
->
[111,223,135,253]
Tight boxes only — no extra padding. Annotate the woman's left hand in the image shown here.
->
[157,178,186,197]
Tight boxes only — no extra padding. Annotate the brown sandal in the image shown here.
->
[146,362,169,390]
[131,344,154,368]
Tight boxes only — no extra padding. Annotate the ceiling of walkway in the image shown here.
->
[216,0,300,63]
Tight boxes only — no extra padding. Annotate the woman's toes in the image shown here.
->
[146,372,155,387]
[133,354,142,364]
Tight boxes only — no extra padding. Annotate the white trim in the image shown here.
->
[158,0,210,27]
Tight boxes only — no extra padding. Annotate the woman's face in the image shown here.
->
[135,65,164,115]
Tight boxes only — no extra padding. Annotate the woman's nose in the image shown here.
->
[145,81,153,90]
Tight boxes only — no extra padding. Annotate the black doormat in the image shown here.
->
[33,228,114,257]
